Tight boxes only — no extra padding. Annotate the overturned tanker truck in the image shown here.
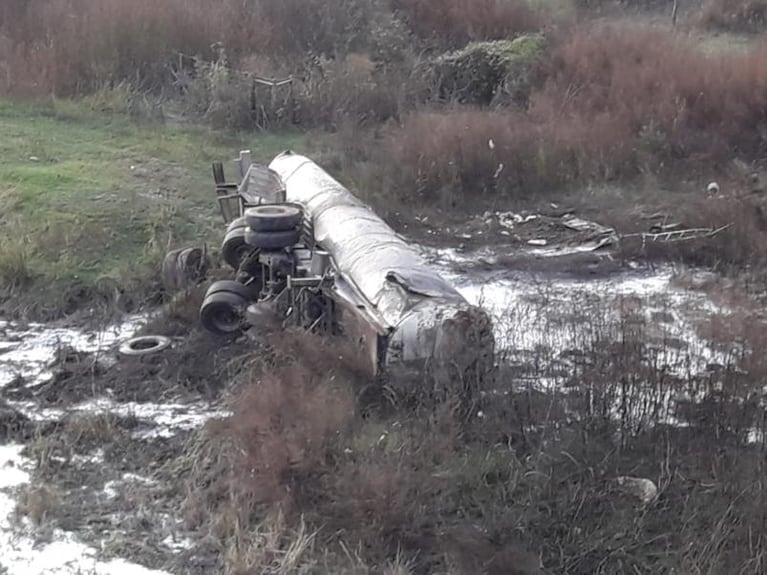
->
[192,150,494,381]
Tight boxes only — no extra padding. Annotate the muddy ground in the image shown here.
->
[0,288,263,574]
[1,207,766,574]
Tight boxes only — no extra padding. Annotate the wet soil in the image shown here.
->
[1,329,254,406]
[0,296,262,574]
[0,208,763,574]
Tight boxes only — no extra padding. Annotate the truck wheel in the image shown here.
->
[178,247,210,279]
[162,247,210,292]
[161,249,184,292]
[205,279,260,301]
[245,205,303,232]
[226,216,248,232]
[200,292,248,336]
[245,228,301,250]
[221,227,252,270]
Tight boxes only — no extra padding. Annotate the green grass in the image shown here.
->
[0,96,306,318]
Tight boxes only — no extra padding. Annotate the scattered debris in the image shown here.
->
[560,215,614,236]
[498,212,538,230]
[648,222,682,233]
[622,224,732,244]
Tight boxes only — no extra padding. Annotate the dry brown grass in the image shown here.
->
[223,361,356,505]
[0,0,381,97]
[15,484,62,526]
[371,22,767,207]
[107,287,767,574]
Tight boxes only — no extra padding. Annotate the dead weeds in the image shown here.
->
[152,296,767,575]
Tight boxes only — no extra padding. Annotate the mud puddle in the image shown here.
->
[1,443,170,575]
[427,245,759,432]
[0,314,237,574]
[0,317,147,389]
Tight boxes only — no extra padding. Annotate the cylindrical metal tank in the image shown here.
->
[268,151,494,379]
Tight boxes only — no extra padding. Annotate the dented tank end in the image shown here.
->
[385,300,495,382]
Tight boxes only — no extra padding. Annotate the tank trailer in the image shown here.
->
[186,150,494,380]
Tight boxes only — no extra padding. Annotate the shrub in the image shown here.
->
[374,108,546,206]
[391,0,542,46]
[534,23,767,162]
[374,23,767,205]
[697,0,767,33]
[432,34,548,106]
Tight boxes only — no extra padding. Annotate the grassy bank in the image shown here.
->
[0,97,305,319]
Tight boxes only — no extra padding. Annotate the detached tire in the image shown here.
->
[119,335,172,356]
[200,292,248,336]
[161,249,184,292]
[162,247,210,292]
[221,227,251,270]
[245,228,301,250]
[245,205,303,232]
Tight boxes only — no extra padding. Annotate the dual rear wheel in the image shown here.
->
[207,203,304,336]
[220,204,303,271]
[199,280,260,336]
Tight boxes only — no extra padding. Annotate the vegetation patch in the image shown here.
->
[697,0,767,32]
[367,23,767,207]
[433,34,548,106]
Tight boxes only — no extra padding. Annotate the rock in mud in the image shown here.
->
[615,476,658,504]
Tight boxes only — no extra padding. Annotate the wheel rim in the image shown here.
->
[211,306,241,333]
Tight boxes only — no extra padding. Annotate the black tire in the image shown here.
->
[226,216,248,233]
[205,279,259,301]
[161,249,183,291]
[119,335,172,356]
[221,227,253,270]
[163,247,210,292]
[178,247,209,278]
[245,205,303,232]
[245,227,301,250]
[200,291,248,336]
